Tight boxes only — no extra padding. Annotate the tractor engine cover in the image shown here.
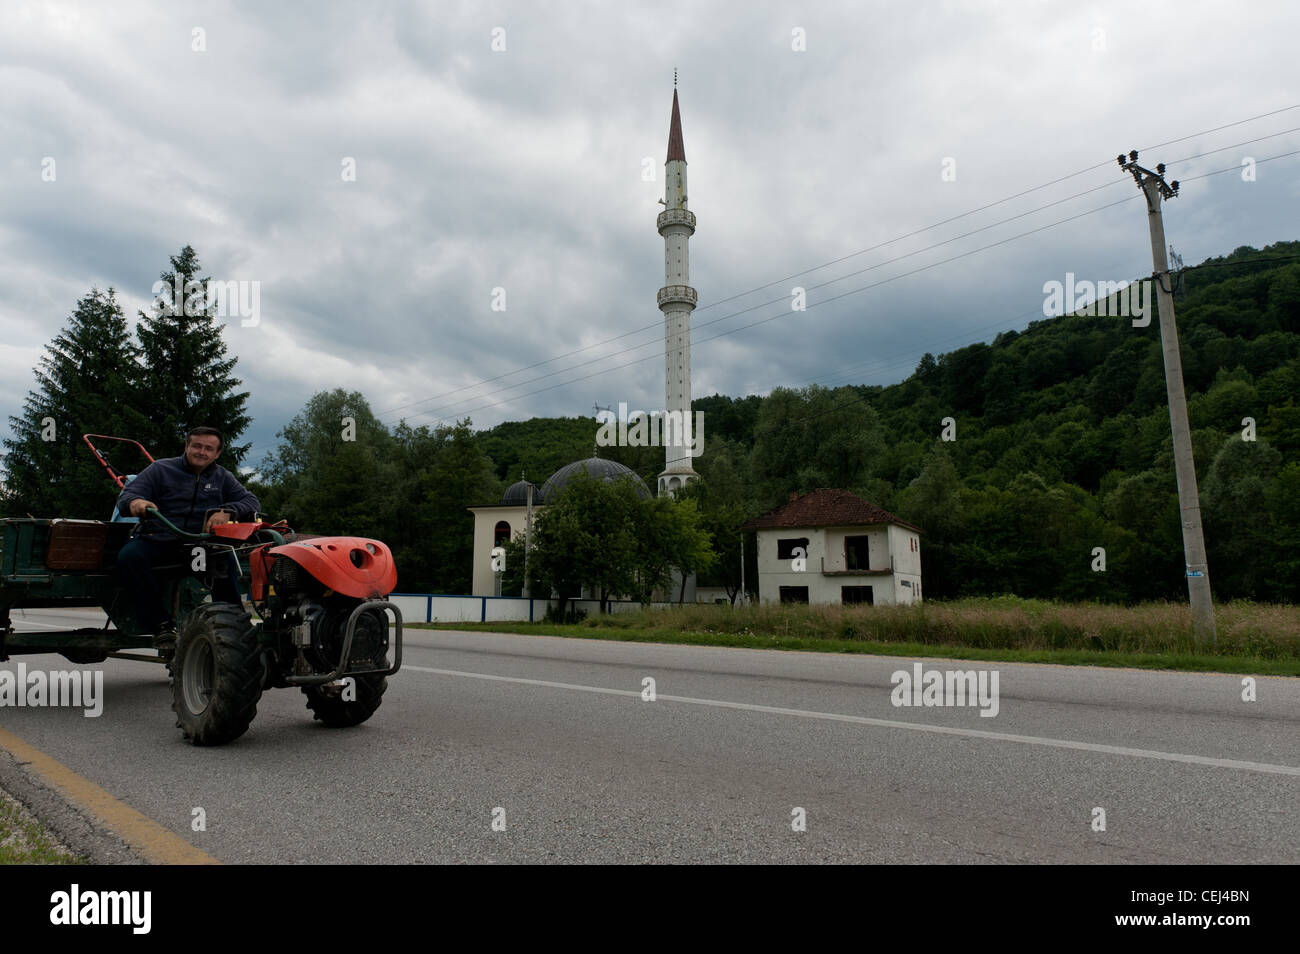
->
[266,537,397,599]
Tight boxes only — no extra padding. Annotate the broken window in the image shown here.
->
[842,586,874,605]
[776,537,809,560]
[845,535,871,570]
[779,586,809,604]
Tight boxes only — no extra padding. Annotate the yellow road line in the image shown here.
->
[0,727,219,865]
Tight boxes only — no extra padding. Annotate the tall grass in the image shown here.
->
[573,597,1300,659]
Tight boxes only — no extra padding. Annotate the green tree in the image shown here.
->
[2,288,150,518]
[1103,470,1183,601]
[678,454,749,603]
[1263,462,1300,596]
[522,472,639,615]
[134,246,252,465]
[751,385,883,507]
[521,472,714,612]
[634,493,716,604]
[1201,436,1283,599]
[255,389,399,541]
[400,419,501,594]
[896,446,963,598]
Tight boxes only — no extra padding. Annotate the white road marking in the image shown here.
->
[403,664,1300,778]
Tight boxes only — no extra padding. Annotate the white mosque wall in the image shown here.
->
[469,504,529,596]
[391,593,711,624]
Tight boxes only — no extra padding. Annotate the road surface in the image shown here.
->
[2,607,1296,863]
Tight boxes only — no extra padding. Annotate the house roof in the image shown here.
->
[741,488,922,533]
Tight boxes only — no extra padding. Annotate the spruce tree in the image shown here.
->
[134,245,251,465]
[2,287,150,518]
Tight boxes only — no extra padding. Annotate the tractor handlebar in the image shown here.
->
[143,508,289,547]
[143,508,211,540]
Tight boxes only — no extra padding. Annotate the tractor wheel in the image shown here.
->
[302,673,387,728]
[170,603,264,746]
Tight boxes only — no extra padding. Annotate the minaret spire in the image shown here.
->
[656,81,698,497]
[666,88,686,163]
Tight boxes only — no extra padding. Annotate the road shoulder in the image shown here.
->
[0,728,217,865]
[0,744,144,864]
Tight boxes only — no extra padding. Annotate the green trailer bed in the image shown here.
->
[0,517,200,657]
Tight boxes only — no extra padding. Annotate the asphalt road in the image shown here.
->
[2,607,1297,863]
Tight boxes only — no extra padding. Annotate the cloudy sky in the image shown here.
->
[3,0,1298,466]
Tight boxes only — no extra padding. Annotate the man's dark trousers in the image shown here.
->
[115,536,242,633]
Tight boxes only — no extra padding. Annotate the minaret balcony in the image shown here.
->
[658,285,698,307]
[657,209,697,234]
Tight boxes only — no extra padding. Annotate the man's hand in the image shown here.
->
[203,510,233,532]
[128,499,159,518]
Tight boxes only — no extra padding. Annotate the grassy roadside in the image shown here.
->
[0,790,82,865]
[413,597,1300,676]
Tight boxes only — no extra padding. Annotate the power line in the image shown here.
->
[397,134,1300,428]
[406,186,1143,425]
[410,145,1300,431]
[407,194,1144,425]
[468,146,1300,425]
[376,106,1300,422]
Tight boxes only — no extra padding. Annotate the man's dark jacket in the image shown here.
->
[115,456,260,539]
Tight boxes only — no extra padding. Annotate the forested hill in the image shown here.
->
[478,241,1300,603]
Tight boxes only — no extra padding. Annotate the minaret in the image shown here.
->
[657,78,699,496]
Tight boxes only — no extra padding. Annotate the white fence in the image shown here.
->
[389,593,684,624]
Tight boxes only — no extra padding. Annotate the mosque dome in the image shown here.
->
[539,456,652,503]
[501,480,538,506]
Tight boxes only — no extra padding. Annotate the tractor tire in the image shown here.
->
[170,603,264,746]
[302,673,387,728]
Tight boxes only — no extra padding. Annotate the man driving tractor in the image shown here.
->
[114,426,260,654]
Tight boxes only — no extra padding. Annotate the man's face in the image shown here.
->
[184,435,221,470]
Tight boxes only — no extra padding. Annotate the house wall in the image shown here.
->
[755,527,821,603]
[822,526,891,572]
[888,524,923,604]
[755,525,920,606]
[694,586,732,604]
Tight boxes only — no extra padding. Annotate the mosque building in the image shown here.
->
[469,82,696,598]
[467,81,922,607]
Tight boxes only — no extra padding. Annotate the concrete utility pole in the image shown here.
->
[1119,150,1217,647]
[521,472,533,600]
[738,534,745,607]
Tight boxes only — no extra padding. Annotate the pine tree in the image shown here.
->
[2,287,150,518]
[134,245,252,465]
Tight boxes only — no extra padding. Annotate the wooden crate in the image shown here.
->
[45,519,109,571]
